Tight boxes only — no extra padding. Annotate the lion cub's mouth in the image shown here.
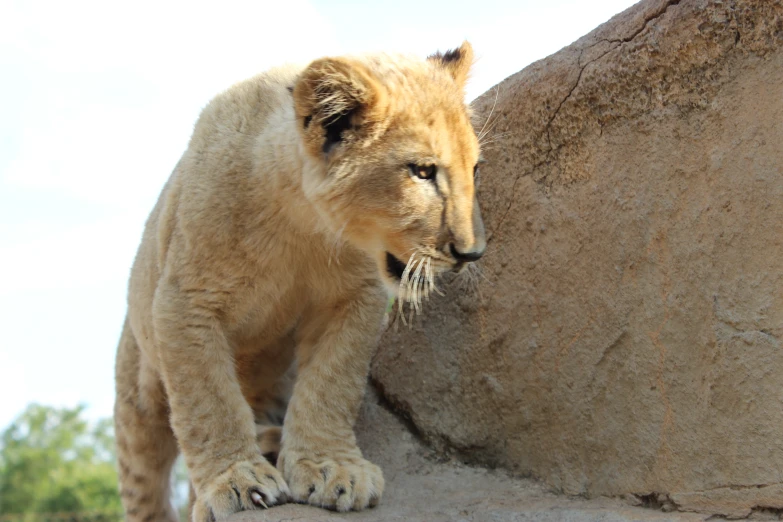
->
[385,252,406,280]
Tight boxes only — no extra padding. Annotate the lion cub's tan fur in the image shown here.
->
[114,42,485,521]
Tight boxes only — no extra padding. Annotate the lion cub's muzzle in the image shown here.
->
[446,195,487,269]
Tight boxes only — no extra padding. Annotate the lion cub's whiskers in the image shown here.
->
[392,251,447,328]
[455,261,487,297]
[476,86,500,144]
[405,257,424,324]
[397,253,417,326]
[411,257,426,312]
[429,258,446,297]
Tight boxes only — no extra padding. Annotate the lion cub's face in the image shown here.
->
[293,42,486,299]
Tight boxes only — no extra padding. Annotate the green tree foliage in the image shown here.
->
[0,404,122,519]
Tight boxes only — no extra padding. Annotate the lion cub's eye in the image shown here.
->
[408,164,437,181]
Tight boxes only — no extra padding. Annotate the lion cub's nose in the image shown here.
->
[449,243,485,262]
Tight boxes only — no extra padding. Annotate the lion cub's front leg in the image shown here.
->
[278,285,386,512]
[153,280,290,521]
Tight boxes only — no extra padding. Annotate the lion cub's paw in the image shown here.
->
[278,451,384,512]
[192,459,290,522]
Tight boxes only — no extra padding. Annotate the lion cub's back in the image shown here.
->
[127,65,303,343]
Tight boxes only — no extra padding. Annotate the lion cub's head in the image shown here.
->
[293,42,485,300]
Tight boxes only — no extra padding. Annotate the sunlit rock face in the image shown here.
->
[372,0,783,517]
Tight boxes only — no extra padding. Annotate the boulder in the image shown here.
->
[371,0,783,517]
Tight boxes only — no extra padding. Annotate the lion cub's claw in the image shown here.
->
[192,459,291,521]
[279,452,384,512]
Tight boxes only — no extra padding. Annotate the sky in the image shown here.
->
[0,0,640,431]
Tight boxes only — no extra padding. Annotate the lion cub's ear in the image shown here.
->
[293,58,387,158]
[427,41,474,91]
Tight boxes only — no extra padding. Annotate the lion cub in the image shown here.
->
[114,42,486,520]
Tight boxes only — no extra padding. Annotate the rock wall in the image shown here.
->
[371,0,783,517]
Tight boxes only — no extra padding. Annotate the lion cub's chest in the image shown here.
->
[230,240,373,352]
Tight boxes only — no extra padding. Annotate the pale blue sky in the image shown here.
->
[0,0,638,430]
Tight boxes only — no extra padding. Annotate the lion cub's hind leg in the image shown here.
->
[238,337,295,467]
[115,320,180,522]
[251,372,292,467]
[256,424,283,466]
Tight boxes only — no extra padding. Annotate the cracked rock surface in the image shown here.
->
[369,0,783,518]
